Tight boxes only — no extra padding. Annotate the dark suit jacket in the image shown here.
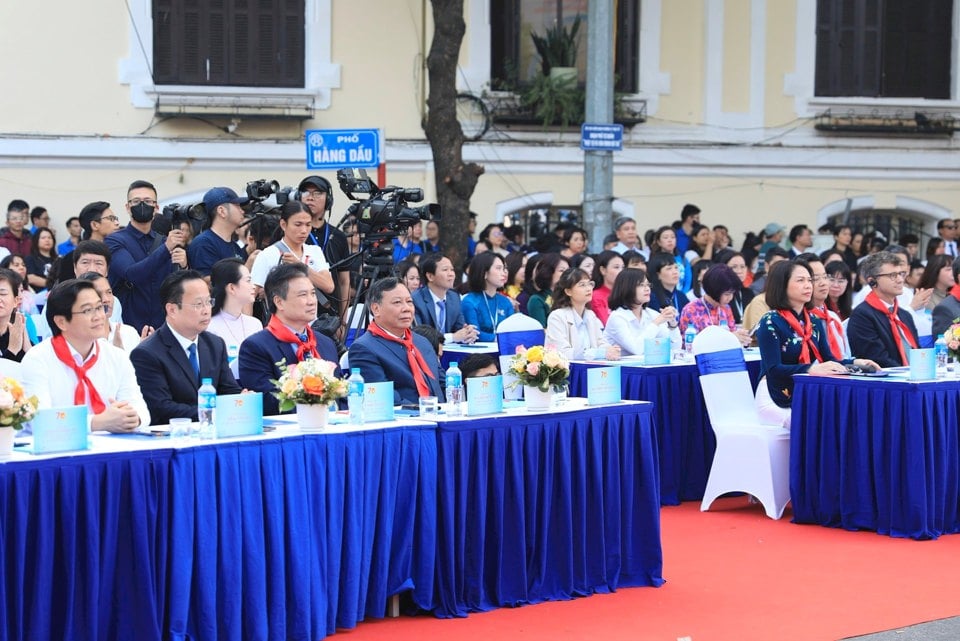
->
[348,331,444,405]
[238,328,340,415]
[130,324,242,425]
[932,295,960,338]
[848,300,920,368]
[412,286,466,334]
[106,226,179,332]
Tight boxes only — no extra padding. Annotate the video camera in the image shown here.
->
[336,169,440,246]
[153,202,206,237]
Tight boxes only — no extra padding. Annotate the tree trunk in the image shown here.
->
[425,0,484,272]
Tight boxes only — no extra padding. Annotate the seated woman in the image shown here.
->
[603,267,680,357]
[755,260,877,428]
[646,252,686,313]
[0,268,31,362]
[679,264,751,346]
[460,252,514,342]
[545,268,620,361]
[207,258,263,379]
[527,253,569,327]
[590,250,624,326]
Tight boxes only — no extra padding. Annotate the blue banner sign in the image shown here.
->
[305,128,380,169]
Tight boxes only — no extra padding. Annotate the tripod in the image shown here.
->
[334,240,397,344]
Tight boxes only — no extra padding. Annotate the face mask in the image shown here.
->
[130,202,155,223]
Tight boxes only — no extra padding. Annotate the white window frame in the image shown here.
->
[119,0,341,112]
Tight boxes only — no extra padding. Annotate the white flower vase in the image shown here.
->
[296,403,330,432]
[523,385,553,411]
[0,427,15,461]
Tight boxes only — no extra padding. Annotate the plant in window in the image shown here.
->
[530,17,581,76]
[520,72,585,128]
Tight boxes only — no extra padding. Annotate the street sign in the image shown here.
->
[305,128,380,169]
[580,124,623,151]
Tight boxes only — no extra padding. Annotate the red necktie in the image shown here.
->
[266,316,320,361]
[777,309,823,365]
[810,306,843,360]
[864,291,917,366]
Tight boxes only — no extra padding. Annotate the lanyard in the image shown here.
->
[308,223,331,252]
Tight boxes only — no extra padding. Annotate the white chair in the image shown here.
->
[0,358,22,381]
[693,326,791,520]
[496,313,545,401]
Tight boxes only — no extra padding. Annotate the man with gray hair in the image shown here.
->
[847,251,919,368]
[610,216,643,255]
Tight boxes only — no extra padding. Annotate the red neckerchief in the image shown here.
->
[51,335,106,413]
[777,308,822,364]
[810,306,843,360]
[951,283,960,303]
[366,321,436,397]
[266,316,319,361]
[864,290,917,366]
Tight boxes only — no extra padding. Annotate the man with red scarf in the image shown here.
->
[848,252,920,368]
[20,279,150,431]
[932,256,960,338]
[348,277,444,405]
[239,263,340,415]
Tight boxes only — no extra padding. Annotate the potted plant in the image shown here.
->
[520,72,585,128]
[0,377,39,460]
[507,344,570,410]
[273,358,348,431]
[530,17,581,80]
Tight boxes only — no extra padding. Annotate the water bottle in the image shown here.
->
[684,325,697,358]
[347,368,365,425]
[935,334,948,369]
[446,362,464,417]
[197,378,217,440]
[719,316,729,331]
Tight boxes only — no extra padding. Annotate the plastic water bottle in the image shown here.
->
[197,378,217,440]
[348,368,365,425]
[684,326,697,358]
[935,334,948,369]
[446,362,464,417]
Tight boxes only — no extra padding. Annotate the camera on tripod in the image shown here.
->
[153,202,206,237]
[336,169,440,245]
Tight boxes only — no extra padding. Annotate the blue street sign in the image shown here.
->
[580,124,623,151]
[305,128,380,169]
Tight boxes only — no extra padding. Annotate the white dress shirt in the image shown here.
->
[603,306,682,357]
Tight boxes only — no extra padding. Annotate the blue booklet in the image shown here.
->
[215,392,264,438]
[364,381,395,422]
[31,406,89,454]
[466,375,504,416]
[587,366,622,405]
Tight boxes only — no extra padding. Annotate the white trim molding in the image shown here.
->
[704,0,766,129]
[495,192,554,221]
[118,0,341,112]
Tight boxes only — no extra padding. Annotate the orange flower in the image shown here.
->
[302,374,326,396]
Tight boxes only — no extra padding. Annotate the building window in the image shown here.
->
[153,0,305,88]
[490,0,640,93]
[815,0,952,99]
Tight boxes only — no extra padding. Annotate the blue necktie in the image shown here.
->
[187,343,200,380]
[437,299,446,331]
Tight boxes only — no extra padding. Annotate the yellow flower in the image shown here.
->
[526,345,544,362]
[512,361,526,374]
[281,378,299,396]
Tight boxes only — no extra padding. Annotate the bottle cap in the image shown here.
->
[201,377,213,385]
[351,367,360,374]
[449,362,458,368]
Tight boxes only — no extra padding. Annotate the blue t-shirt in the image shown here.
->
[187,229,245,276]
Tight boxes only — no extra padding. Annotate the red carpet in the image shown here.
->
[341,497,960,641]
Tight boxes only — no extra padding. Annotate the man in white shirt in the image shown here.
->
[20,279,150,431]
[610,217,643,255]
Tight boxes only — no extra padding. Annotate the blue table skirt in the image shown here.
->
[433,403,664,618]
[791,376,960,540]
[0,450,174,641]
[167,426,438,640]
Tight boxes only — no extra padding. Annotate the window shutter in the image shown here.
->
[882,0,952,98]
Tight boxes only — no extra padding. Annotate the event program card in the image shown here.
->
[216,392,264,438]
[364,382,395,422]
[31,406,89,454]
[466,375,504,415]
[587,366,622,405]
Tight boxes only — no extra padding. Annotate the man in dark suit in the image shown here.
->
[848,251,920,368]
[349,277,444,405]
[412,253,478,344]
[238,262,340,415]
[131,270,241,425]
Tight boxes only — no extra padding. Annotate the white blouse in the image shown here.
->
[603,306,681,357]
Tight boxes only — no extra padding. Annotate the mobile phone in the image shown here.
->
[9,310,16,323]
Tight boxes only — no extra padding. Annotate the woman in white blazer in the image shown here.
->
[603,267,682,357]
[545,268,621,361]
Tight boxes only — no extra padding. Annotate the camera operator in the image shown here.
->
[187,187,251,278]
[298,176,351,323]
[106,179,188,332]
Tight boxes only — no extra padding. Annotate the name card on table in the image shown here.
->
[364,381,395,422]
[31,406,89,454]
[216,392,263,438]
[643,337,671,365]
[909,348,936,381]
[587,366,622,405]
[466,375,504,416]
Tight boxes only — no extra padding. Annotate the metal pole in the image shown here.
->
[582,0,615,254]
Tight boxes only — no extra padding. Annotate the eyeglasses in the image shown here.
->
[827,276,847,284]
[575,280,595,289]
[301,190,324,200]
[638,282,652,289]
[811,275,828,283]
[876,271,908,281]
[72,304,108,318]
[179,298,215,311]
[128,198,158,207]
[96,215,119,223]
[944,225,957,230]
[7,216,26,223]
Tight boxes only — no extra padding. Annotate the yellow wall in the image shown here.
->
[765,0,799,126]
[658,0,705,123]
[721,0,752,114]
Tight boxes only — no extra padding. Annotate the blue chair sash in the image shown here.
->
[696,348,746,375]
[498,330,545,356]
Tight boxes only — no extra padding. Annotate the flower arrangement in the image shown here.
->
[508,345,570,392]
[946,319,960,361]
[273,358,348,412]
[0,377,39,431]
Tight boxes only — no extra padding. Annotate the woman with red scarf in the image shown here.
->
[755,260,877,428]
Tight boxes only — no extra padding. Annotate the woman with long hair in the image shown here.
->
[516,254,544,314]
[545,268,619,361]
[208,258,263,379]
[918,254,955,311]
[824,260,853,320]
[395,258,422,292]
[504,251,527,301]
[569,252,595,277]
[685,259,714,302]
[829,224,859,273]
[650,225,692,293]
[721,251,755,325]
[0,254,38,315]
[683,223,715,265]
[603,267,680,357]
[527,253,569,327]
[25,227,57,290]
[755,261,875,427]
[460,252,513,341]
[589,250,624,326]
[646,252,686,313]
[926,237,946,264]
